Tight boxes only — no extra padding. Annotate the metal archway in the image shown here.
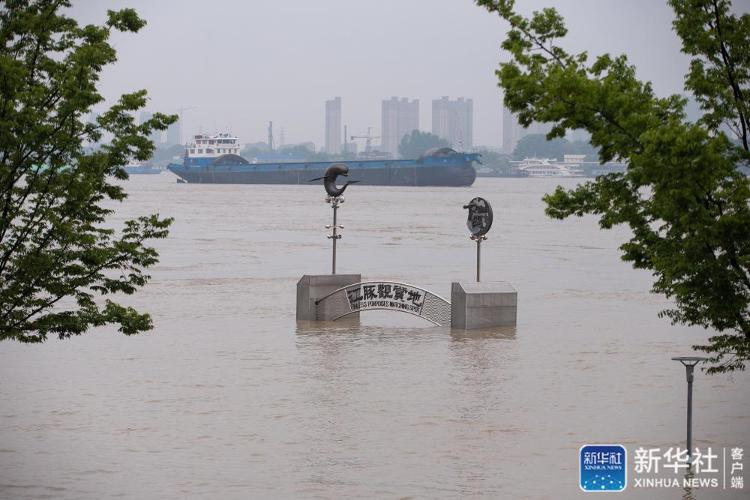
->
[315,281,451,326]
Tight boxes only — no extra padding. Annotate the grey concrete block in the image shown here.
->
[296,274,361,321]
[451,281,517,329]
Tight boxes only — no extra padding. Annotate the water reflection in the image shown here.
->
[682,469,695,500]
[296,320,517,343]
[295,316,361,336]
[450,325,516,342]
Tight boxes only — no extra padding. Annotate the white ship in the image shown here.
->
[185,133,241,162]
[515,155,585,177]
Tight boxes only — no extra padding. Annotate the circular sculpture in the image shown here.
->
[463,197,493,237]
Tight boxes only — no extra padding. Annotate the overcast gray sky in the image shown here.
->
[69,0,735,148]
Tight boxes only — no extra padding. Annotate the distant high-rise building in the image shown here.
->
[166,120,181,146]
[139,110,162,146]
[325,97,342,154]
[432,96,473,150]
[381,97,419,157]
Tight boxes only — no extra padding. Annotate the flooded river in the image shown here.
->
[1,174,748,499]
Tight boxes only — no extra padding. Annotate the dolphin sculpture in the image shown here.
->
[309,163,359,197]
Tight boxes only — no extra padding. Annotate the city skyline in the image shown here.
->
[72,0,693,149]
[141,96,563,155]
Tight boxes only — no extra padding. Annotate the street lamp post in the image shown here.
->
[310,163,357,276]
[471,234,487,282]
[326,196,343,274]
[671,356,707,462]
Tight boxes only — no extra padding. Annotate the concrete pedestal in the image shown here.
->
[296,274,361,321]
[451,281,517,329]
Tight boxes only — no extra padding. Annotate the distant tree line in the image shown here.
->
[512,133,598,160]
[473,148,512,173]
[152,131,601,167]
[398,130,450,158]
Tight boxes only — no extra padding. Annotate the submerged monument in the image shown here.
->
[297,164,361,321]
[451,197,517,329]
[296,175,517,328]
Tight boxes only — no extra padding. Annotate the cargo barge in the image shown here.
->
[167,133,478,187]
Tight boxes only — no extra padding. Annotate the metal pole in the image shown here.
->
[672,357,704,466]
[686,365,694,461]
[476,237,481,282]
[332,201,337,275]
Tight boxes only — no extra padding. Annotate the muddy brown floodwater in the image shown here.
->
[1,174,748,499]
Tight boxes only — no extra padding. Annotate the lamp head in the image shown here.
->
[672,356,707,382]
[671,356,706,368]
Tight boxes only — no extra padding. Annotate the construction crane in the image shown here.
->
[350,127,380,153]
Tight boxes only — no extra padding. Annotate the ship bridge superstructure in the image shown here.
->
[186,133,240,159]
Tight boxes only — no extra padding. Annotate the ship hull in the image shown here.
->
[167,160,476,187]
[125,166,162,175]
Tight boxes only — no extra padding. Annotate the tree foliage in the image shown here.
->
[512,133,567,159]
[398,130,450,159]
[478,0,750,373]
[474,147,510,168]
[0,1,176,342]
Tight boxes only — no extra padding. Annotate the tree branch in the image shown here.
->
[711,0,749,151]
